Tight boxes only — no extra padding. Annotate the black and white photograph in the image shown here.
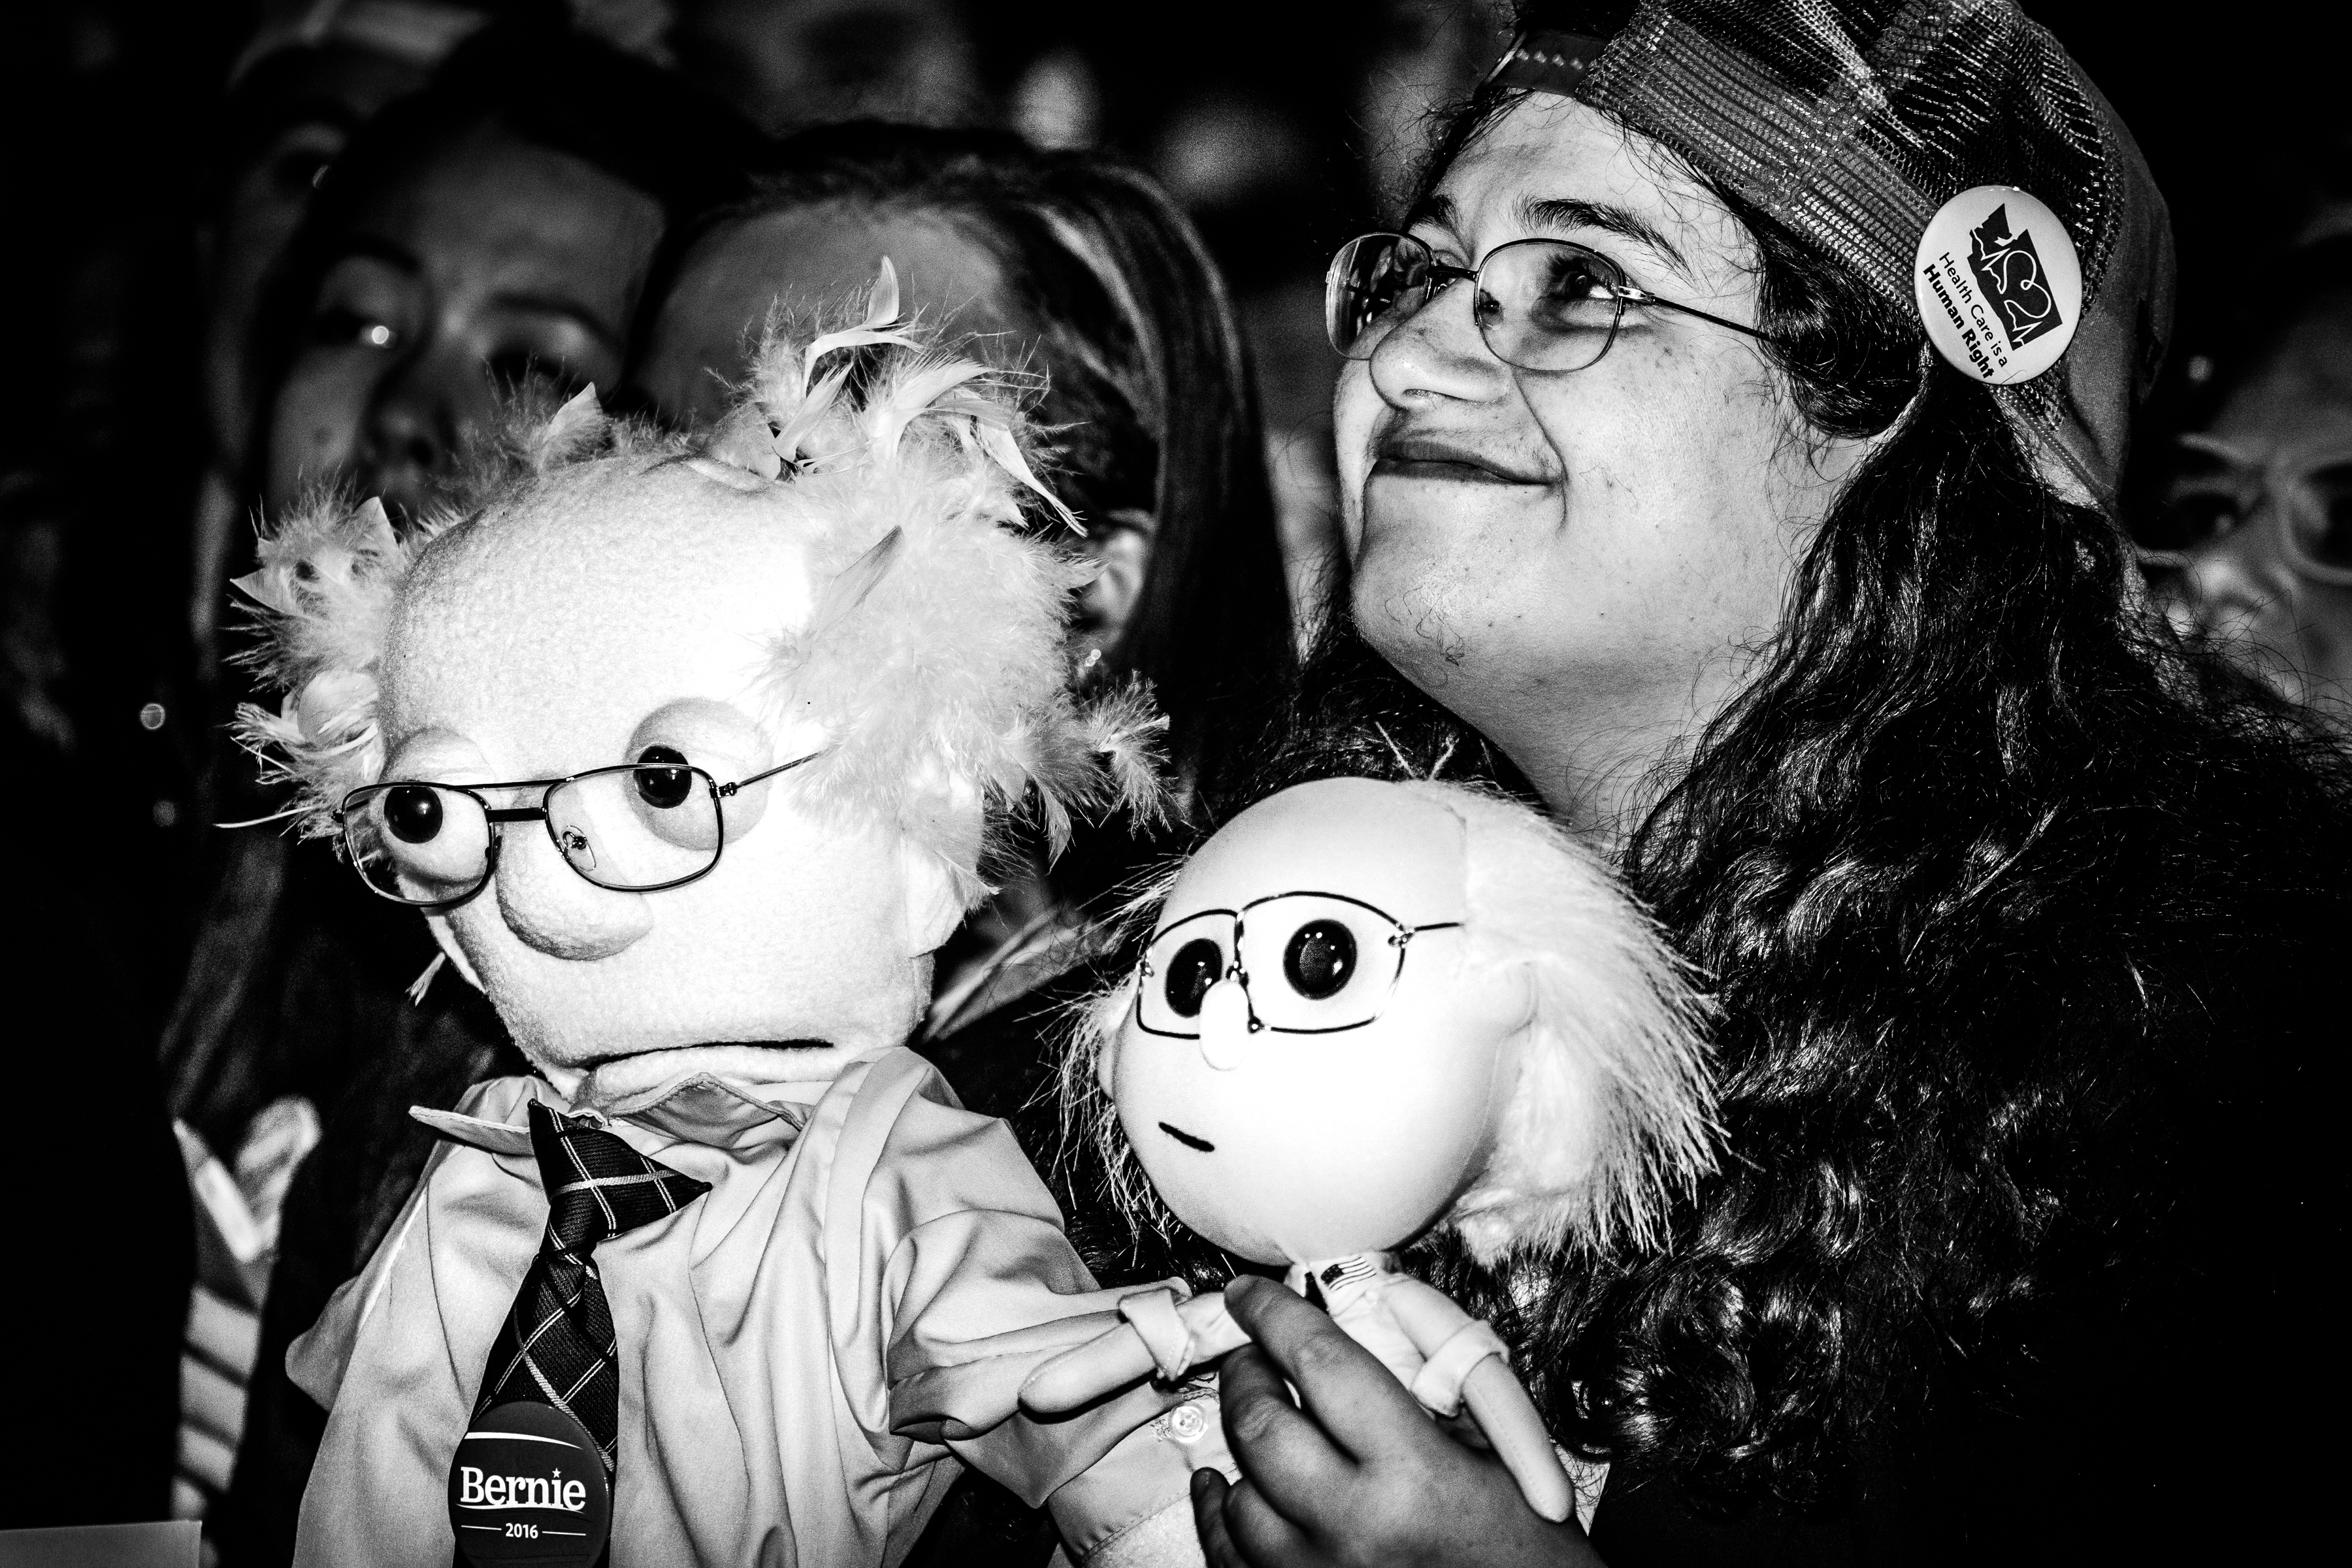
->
[1,2,2342,1565]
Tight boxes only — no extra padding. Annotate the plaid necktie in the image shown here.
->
[472,1100,710,1476]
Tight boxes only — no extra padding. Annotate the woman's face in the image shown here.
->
[203,42,431,467]
[2144,297,2352,715]
[1331,94,1872,826]
[264,120,664,520]
[630,202,1020,428]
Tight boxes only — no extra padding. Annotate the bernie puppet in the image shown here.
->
[1022,777,1716,1526]
[235,268,1222,1568]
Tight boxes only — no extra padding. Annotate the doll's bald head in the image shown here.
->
[1071,778,1715,1264]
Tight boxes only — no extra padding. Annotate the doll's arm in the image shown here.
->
[1021,1286,1249,1415]
[1382,1276,1575,1524]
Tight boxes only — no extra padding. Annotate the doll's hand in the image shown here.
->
[1024,1320,1163,1414]
[1189,1277,1604,1568]
[1024,1288,1247,1414]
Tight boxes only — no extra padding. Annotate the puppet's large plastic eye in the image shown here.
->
[384,785,444,843]
[632,745,694,809]
[1281,920,1356,1001]
[1162,938,1225,1019]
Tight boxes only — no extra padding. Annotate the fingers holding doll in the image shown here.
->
[1199,1278,1603,1568]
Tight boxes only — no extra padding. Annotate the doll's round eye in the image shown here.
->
[632,745,694,809]
[1282,919,1356,1000]
[384,785,444,843]
[1162,938,1226,1019]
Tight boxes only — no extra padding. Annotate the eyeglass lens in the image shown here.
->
[2137,460,2352,580]
[343,757,726,906]
[1326,233,1627,372]
[1137,892,1418,1036]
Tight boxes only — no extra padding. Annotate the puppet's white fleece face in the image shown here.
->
[1105,779,1529,1264]
[377,459,965,1084]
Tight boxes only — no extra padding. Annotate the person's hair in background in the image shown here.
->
[1194,3,2350,1563]
[630,122,1296,826]
[2135,233,2352,716]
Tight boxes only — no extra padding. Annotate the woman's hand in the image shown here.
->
[1190,1275,1606,1568]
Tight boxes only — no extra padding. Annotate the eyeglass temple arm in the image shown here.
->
[1614,286,1773,344]
[718,749,821,797]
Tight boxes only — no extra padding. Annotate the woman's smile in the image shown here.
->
[1371,429,1558,487]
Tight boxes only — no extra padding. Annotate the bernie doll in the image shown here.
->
[235,269,1222,1567]
[1022,777,1716,1526]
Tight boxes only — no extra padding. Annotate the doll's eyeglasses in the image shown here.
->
[1326,231,1772,372]
[1134,891,1463,1038]
[333,747,819,910]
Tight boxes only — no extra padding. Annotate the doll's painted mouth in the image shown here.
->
[1159,1122,1215,1152]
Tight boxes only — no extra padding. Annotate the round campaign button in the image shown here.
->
[448,1401,612,1567]
[1912,185,2082,385]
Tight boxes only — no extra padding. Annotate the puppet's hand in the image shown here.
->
[1024,1288,1247,1414]
[1190,1277,1604,1568]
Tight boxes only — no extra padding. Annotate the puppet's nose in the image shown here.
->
[495,829,653,960]
[1196,978,1254,1070]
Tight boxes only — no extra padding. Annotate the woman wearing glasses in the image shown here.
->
[1180,4,2351,1568]
[2138,235,2352,717]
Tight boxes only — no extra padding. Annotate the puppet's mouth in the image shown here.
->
[1159,1121,1215,1152]
[576,1039,829,1068]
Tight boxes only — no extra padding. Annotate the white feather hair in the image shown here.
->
[1416,781,1716,1260]
[1062,779,1716,1266]
[233,261,1169,892]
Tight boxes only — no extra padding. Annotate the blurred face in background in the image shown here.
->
[264,118,663,521]
[2142,292,2352,717]
[632,202,1018,427]
[668,0,982,135]
[203,43,438,470]
[630,203,1153,663]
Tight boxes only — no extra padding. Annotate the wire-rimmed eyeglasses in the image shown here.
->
[2134,434,2352,586]
[1325,231,1773,373]
[334,746,820,910]
[1134,890,1463,1038]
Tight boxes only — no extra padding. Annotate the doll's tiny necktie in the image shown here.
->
[471,1100,710,1474]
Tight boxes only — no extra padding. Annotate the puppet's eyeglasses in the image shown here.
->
[1134,891,1462,1038]
[333,747,819,910]
[1326,231,1772,372]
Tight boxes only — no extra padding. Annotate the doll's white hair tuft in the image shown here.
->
[233,262,1169,893]
[1417,781,1716,1261]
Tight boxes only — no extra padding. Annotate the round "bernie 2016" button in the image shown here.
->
[448,1401,613,1567]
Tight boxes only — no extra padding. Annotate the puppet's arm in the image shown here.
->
[1019,1285,1250,1415]
[1380,1275,1574,1523]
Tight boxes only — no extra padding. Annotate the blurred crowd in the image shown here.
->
[0,0,2344,1558]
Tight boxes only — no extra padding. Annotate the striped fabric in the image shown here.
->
[470,1102,710,1475]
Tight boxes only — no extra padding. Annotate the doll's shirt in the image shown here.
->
[285,1047,1203,1567]
[1286,1254,1609,1533]
[1286,1254,1425,1387]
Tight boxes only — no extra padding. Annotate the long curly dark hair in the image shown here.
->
[1220,55,2352,1533]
